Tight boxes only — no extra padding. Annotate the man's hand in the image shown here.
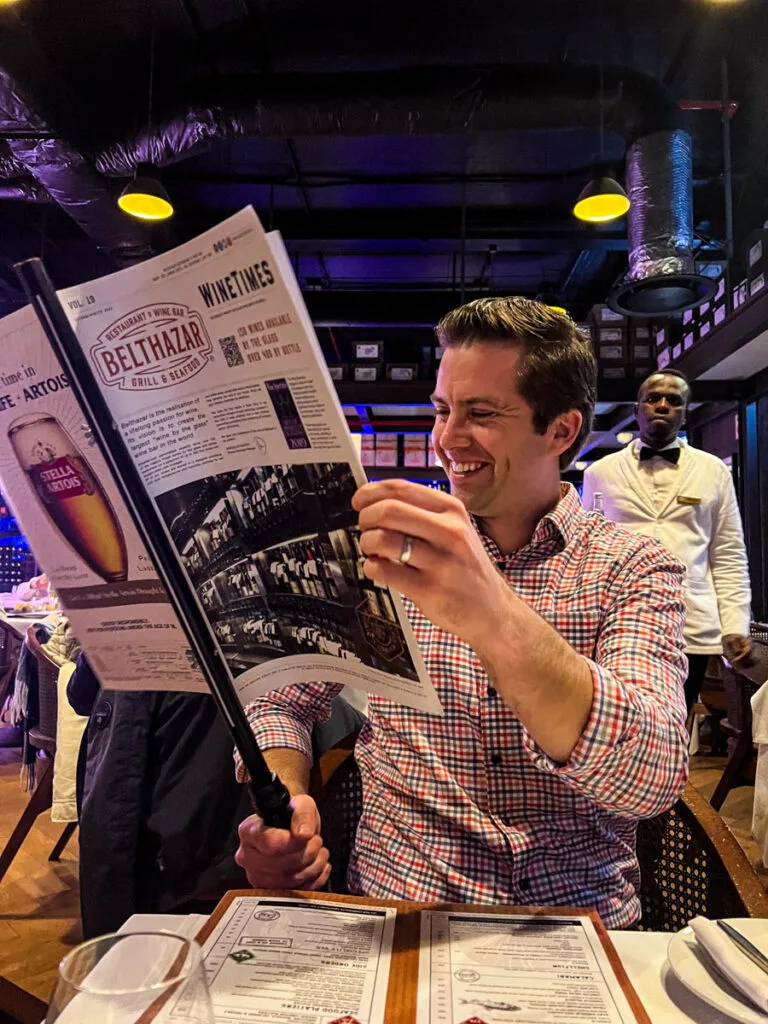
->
[235,794,331,891]
[352,479,509,647]
[723,633,753,665]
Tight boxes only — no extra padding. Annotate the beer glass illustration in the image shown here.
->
[9,413,128,582]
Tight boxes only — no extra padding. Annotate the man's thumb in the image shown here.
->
[290,801,317,840]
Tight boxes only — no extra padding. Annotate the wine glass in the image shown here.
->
[46,931,214,1024]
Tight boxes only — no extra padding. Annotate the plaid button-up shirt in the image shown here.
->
[240,484,689,928]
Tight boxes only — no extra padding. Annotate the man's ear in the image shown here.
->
[549,409,582,459]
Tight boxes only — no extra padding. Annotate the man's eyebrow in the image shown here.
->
[429,394,506,409]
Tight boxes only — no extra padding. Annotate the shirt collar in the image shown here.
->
[473,482,582,565]
[631,436,686,459]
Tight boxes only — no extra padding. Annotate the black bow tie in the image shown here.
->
[639,445,680,465]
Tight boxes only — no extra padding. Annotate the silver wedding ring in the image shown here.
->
[399,534,414,565]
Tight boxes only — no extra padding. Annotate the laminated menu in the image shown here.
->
[0,207,440,715]
[160,890,652,1024]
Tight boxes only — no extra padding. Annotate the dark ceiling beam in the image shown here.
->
[560,249,607,301]
[168,168,604,187]
[283,236,628,255]
[305,290,476,326]
[259,209,630,245]
[176,0,220,79]
[594,404,638,433]
[580,405,637,457]
[285,138,312,215]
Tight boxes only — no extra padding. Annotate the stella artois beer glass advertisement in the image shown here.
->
[0,305,207,693]
[0,207,439,713]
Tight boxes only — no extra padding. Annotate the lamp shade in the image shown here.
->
[118,164,174,221]
[573,176,630,224]
[535,292,567,315]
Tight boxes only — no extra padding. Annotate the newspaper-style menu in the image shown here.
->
[0,207,440,714]
[0,304,207,692]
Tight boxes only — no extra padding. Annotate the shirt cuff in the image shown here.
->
[234,704,314,783]
[719,607,752,640]
[521,657,636,779]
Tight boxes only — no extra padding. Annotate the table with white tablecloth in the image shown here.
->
[121,913,745,1024]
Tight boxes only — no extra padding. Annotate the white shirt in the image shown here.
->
[583,438,751,653]
[635,438,681,514]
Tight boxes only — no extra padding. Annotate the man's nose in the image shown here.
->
[438,412,469,448]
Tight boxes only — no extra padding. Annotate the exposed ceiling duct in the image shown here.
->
[0,62,702,300]
[0,69,154,264]
[0,180,50,201]
[608,128,715,316]
[0,143,28,179]
[92,65,683,177]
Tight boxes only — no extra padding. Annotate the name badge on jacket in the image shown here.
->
[677,495,702,506]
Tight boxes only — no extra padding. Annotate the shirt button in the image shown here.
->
[519,878,531,892]
[486,686,497,699]
[490,753,503,766]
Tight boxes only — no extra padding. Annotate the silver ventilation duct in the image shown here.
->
[91,65,682,178]
[0,179,49,201]
[0,70,153,264]
[608,129,714,316]
[0,62,698,285]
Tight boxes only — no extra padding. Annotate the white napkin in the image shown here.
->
[689,916,768,1014]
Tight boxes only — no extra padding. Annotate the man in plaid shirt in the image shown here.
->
[236,297,689,928]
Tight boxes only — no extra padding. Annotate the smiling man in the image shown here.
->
[236,297,689,928]
[583,369,752,712]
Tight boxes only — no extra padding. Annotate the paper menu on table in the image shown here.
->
[186,894,395,1024]
[417,910,643,1024]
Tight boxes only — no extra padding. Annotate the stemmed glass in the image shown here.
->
[45,931,214,1023]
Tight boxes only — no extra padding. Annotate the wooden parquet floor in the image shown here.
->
[0,747,81,1005]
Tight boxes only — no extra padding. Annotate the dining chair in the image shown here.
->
[636,780,768,930]
[315,734,768,929]
[0,626,77,886]
[710,633,768,811]
[0,619,23,721]
[312,731,362,894]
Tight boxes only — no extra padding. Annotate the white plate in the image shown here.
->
[668,919,768,1023]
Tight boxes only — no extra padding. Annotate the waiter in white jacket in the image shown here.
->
[583,369,752,711]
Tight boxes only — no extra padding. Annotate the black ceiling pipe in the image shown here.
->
[92,64,683,176]
[305,289,524,327]
[0,62,691,283]
[0,179,50,201]
[0,70,154,265]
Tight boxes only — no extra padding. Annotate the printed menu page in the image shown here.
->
[55,207,439,715]
[179,894,395,1024]
[418,910,642,1024]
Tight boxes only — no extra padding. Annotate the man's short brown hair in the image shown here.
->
[435,296,596,470]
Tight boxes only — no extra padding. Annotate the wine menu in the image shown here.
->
[0,208,441,715]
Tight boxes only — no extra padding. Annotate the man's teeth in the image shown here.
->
[452,462,485,474]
